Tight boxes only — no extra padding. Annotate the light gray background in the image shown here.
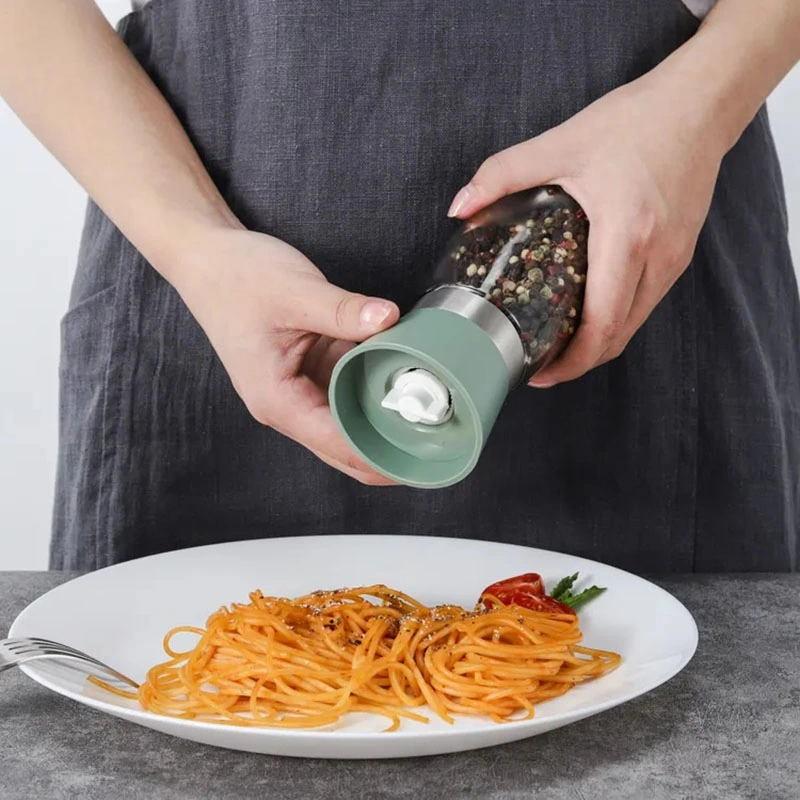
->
[1,2,798,568]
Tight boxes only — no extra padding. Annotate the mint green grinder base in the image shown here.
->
[328,307,510,488]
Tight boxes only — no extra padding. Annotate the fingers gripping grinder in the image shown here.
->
[329,186,589,488]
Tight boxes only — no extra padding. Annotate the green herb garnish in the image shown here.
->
[550,573,578,601]
[551,572,606,611]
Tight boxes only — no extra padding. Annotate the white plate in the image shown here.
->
[10,535,697,759]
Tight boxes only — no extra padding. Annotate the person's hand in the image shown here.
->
[169,225,400,485]
[447,71,728,387]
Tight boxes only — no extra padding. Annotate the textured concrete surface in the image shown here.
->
[1,572,798,800]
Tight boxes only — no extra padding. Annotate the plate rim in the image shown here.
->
[10,534,699,741]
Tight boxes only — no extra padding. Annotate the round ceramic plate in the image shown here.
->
[10,535,697,759]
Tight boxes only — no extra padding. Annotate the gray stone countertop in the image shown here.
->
[1,571,798,800]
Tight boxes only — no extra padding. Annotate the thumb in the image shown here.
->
[448,130,563,219]
[284,276,400,341]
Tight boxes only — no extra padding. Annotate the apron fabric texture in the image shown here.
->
[51,0,800,572]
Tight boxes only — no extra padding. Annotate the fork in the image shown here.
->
[0,637,139,689]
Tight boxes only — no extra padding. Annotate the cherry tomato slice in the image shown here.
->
[480,572,575,615]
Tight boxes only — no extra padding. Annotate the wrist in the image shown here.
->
[646,1,800,158]
[142,200,245,292]
[641,45,745,160]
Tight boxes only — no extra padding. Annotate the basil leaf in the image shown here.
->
[562,585,606,610]
[551,573,579,601]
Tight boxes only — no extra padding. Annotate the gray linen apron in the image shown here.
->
[51,0,800,573]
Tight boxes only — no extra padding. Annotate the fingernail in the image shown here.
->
[528,379,555,389]
[360,300,393,329]
[447,184,474,218]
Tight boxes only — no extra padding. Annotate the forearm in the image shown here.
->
[0,0,240,282]
[643,0,800,155]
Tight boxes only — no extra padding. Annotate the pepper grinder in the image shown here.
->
[328,185,589,488]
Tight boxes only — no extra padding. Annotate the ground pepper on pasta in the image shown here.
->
[95,581,620,730]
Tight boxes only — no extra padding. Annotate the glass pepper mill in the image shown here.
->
[329,185,589,488]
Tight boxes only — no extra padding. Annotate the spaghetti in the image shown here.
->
[97,580,620,730]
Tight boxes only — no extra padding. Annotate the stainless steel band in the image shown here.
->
[413,285,526,388]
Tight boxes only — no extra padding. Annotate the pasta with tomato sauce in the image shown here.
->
[93,573,620,730]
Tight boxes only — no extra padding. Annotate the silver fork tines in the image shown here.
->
[0,637,139,689]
